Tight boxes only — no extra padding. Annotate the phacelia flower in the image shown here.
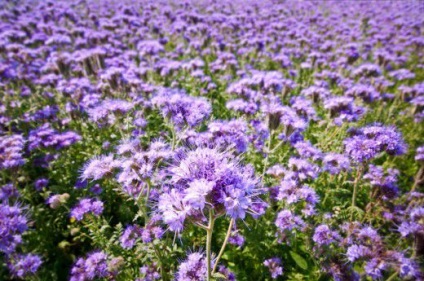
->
[70,198,104,221]
[264,257,283,279]
[8,254,42,278]
[158,146,265,232]
[175,252,208,281]
[313,224,340,246]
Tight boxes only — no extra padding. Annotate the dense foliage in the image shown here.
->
[0,0,423,280]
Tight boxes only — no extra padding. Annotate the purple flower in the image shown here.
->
[70,251,110,281]
[226,99,258,115]
[206,120,250,153]
[47,193,69,209]
[346,84,380,103]
[324,96,366,124]
[358,226,381,243]
[81,155,120,181]
[0,183,19,201]
[229,232,245,247]
[415,146,424,162]
[313,224,340,246]
[70,198,104,221]
[287,158,320,181]
[176,252,208,281]
[352,63,382,78]
[85,251,109,279]
[344,124,406,162]
[120,225,143,249]
[293,141,322,161]
[398,221,421,237]
[398,257,420,279]
[346,245,371,262]
[275,210,305,232]
[344,136,378,163]
[290,97,318,121]
[264,257,283,279]
[322,153,350,175]
[159,146,264,231]
[34,178,49,191]
[158,189,189,232]
[8,254,42,278]
[389,69,415,81]
[0,134,25,170]
[183,179,215,210]
[364,258,387,280]
[28,123,81,151]
[301,86,330,102]
[0,203,28,254]
[139,263,161,281]
[363,165,399,199]
[361,125,407,155]
[151,88,211,129]
[137,40,164,56]
[86,99,133,126]
[398,207,424,237]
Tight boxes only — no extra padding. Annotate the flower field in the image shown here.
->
[0,0,424,280]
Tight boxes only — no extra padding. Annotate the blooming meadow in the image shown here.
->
[0,0,424,280]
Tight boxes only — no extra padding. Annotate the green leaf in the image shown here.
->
[289,251,308,270]
[212,272,227,279]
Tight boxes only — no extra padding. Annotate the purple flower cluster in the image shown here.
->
[152,88,212,129]
[322,153,351,175]
[28,123,81,151]
[0,203,28,254]
[158,146,265,232]
[263,257,283,279]
[344,124,407,162]
[70,251,115,281]
[1,198,42,277]
[0,183,19,201]
[8,254,43,279]
[138,263,161,281]
[335,223,422,280]
[70,198,104,221]
[415,146,424,162]
[120,223,163,249]
[313,224,341,246]
[275,210,305,234]
[175,252,208,281]
[87,99,133,127]
[0,0,422,279]
[0,134,25,170]
[81,155,120,181]
[175,252,235,281]
[398,207,424,237]
[81,139,173,199]
[364,165,399,199]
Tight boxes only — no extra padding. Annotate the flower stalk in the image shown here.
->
[206,209,215,281]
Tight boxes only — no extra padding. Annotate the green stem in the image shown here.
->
[144,181,151,222]
[212,218,234,274]
[206,209,215,281]
[350,166,363,221]
[386,271,398,281]
[412,166,423,191]
[262,130,273,178]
